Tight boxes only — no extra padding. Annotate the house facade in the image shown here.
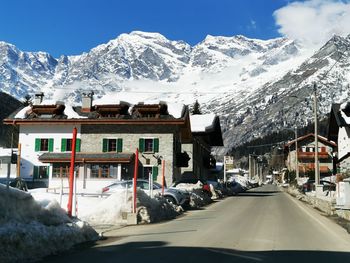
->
[0,148,17,181]
[4,93,192,191]
[284,133,336,177]
[328,102,350,176]
[181,114,223,180]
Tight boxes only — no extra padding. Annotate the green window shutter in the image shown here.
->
[153,138,159,153]
[76,139,81,152]
[46,166,50,177]
[102,138,108,152]
[35,138,41,152]
[152,166,158,181]
[61,139,67,152]
[48,139,54,152]
[117,138,123,153]
[139,138,145,152]
[33,166,39,179]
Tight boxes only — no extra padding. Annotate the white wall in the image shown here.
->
[338,127,350,160]
[19,125,81,180]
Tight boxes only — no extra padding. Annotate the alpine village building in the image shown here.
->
[4,92,223,191]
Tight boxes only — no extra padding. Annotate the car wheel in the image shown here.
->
[165,196,177,205]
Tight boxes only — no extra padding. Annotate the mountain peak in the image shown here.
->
[128,31,169,42]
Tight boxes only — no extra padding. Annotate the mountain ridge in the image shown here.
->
[1,31,350,152]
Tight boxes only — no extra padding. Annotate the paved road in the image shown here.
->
[44,185,350,263]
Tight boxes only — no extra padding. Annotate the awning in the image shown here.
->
[39,152,134,163]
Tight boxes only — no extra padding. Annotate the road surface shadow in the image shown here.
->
[42,241,350,263]
[237,190,280,197]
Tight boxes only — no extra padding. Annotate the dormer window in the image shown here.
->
[132,104,168,118]
[95,104,129,118]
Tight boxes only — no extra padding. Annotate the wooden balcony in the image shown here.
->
[297,151,330,159]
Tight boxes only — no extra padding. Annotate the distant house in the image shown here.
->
[0,148,17,181]
[284,133,336,177]
[181,113,223,180]
[328,102,350,176]
[4,92,192,191]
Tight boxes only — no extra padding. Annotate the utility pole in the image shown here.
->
[248,154,252,180]
[313,83,320,186]
[295,126,299,179]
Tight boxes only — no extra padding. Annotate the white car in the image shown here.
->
[102,179,190,206]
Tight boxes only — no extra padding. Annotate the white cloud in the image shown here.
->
[274,0,350,48]
[249,19,257,30]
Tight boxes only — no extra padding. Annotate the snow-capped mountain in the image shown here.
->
[1,31,350,151]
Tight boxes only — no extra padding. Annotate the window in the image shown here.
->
[307,147,314,152]
[33,166,49,179]
[139,138,159,153]
[102,138,123,152]
[52,163,79,178]
[142,166,159,181]
[61,138,81,152]
[90,164,118,178]
[35,138,54,152]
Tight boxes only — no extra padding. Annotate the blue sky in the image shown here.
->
[0,0,289,57]
[1,0,350,57]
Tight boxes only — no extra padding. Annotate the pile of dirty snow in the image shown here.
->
[0,184,98,263]
[81,189,181,226]
[172,182,212,208]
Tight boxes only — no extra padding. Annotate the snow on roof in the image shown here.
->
[190,113,216,132]
[14,105,31,118]
[167,102,185,118]
[340,102,350,125]
[94,95,185,118]
[64,105,87,119]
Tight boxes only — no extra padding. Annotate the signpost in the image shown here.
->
[224,156,234,183]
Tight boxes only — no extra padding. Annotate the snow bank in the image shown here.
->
[172,182,212,208]
[81,190,132,225]
[80,189,181,226]
[0,185,98,263]
[137,190,181,224]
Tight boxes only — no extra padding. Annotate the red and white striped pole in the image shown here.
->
[133,148,139,214]
[67,127,77,217]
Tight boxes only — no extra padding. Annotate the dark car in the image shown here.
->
[302,180,336,193]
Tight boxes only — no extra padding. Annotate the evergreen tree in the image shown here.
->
[22,94,32,106]
[192,100,202,115]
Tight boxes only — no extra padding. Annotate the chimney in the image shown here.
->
[34,92,44,105]
[81,91,94,112]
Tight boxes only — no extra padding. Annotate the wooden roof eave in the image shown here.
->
[3,118,187,126]
[40,157,133,163]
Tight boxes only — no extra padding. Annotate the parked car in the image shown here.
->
[102,179,190,206]
[302,180,336,193]
[172,178,212,197]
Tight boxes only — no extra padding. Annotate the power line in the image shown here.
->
[246,140,286,148]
